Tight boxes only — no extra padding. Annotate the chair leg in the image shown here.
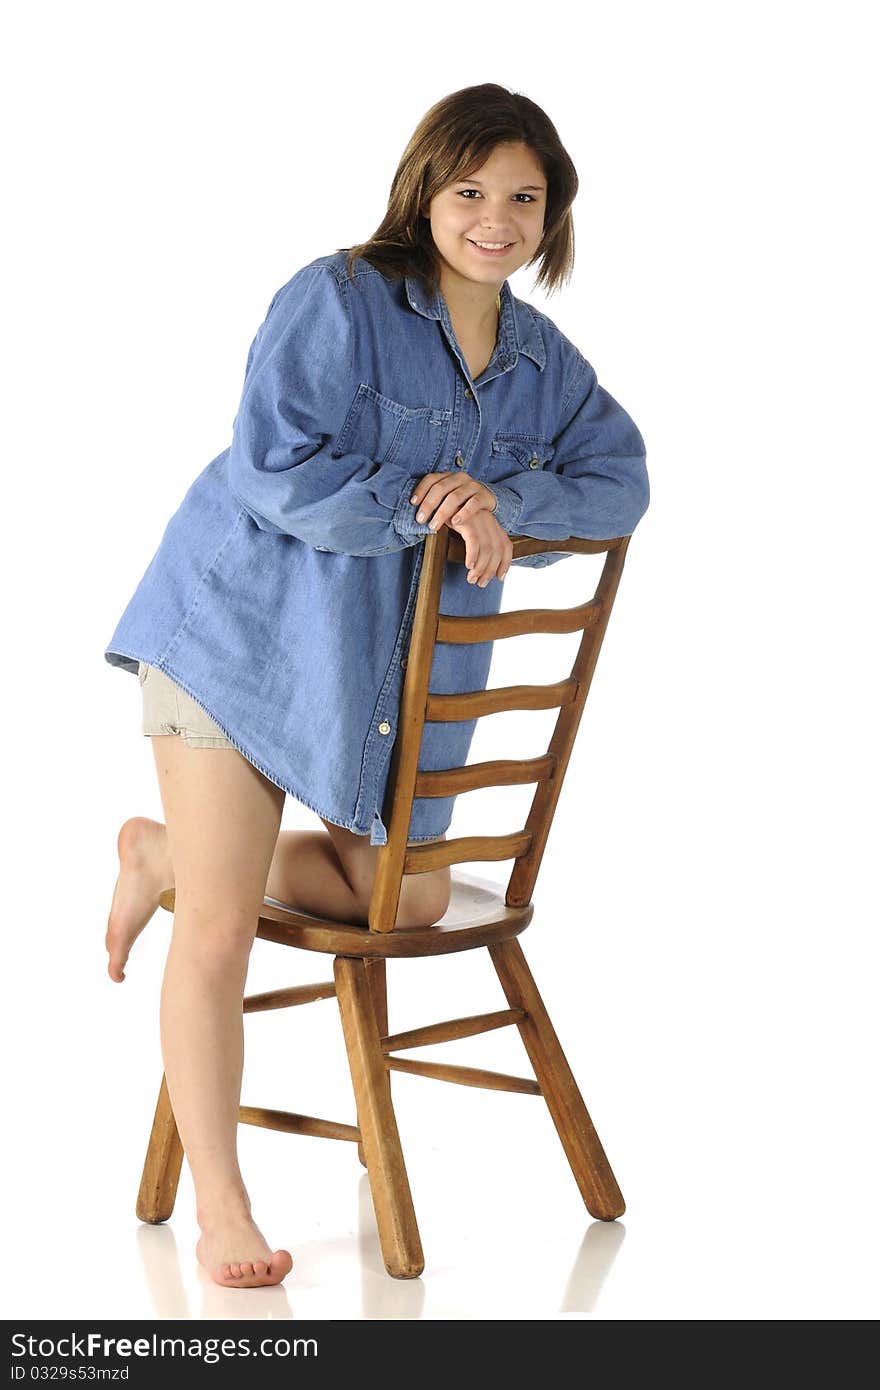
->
[136,1073,184,1224]
[356,958,389,1169]
[488,937,625,1221]
[334,956,424,1278]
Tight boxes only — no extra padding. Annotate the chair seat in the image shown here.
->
[159,871,533,958]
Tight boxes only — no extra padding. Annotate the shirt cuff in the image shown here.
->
[485,483,523,535]
[393,475,437,541]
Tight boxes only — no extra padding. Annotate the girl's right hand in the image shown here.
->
[448,510,513,587]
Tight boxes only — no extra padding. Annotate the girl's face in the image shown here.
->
[422,141,547,292]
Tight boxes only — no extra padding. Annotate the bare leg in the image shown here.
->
[273,819,451,927]
[105,820,359,982]
[106,817,450,981]
[149,733,292,1289]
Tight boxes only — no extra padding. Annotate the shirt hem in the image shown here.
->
[108,649,381,839]
[107,647,452,845]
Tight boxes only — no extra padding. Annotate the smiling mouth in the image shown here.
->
[467,239,515,251]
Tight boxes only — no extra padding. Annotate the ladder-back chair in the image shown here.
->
[138,525,634,1279]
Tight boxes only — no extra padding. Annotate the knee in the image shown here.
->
[171,897,259,961]
[338,842,451,928]
[397,872,451,929]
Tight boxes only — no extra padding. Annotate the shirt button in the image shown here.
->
[454,452,466,468]
[400,656,408,669]
[529,455,540,468]
[464,387,473,399]
[378,720,392,735]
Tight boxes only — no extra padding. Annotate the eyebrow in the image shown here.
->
[456,178,546,191]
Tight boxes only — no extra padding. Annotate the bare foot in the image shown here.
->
[196,1209,293,1288]
[105,817,173,982]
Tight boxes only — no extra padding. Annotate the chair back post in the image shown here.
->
[368,528,452,933]
[506,535,630,907]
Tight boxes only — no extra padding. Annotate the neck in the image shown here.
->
[437,263,503,333]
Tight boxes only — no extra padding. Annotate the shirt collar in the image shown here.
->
[404,270,546,372]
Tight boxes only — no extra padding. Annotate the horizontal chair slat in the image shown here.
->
[238,1105,360,1142]
[414,754,556,798]
[381,1008,526,1052]
[425,678,577,721]
[403,830,532,874]
[386,1056,542,1095]
[445,532,624,563]
[243,981,337,1013]
[436,599,600,643]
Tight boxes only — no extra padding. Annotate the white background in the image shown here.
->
[2,0,877,1321]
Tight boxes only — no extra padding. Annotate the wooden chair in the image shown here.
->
[137,526,634,1278]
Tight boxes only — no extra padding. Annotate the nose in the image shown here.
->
[478,213,513,237]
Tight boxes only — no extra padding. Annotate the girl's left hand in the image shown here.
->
[410,472,497,532]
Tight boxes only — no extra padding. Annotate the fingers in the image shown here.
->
[449,487,495,527]
[426,487,469,532]
[410,476,493,532]
[464,534,514,588]
[410,474,458,529]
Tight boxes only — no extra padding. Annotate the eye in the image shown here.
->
[456,190,537,203]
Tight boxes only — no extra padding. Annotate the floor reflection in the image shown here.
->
[354,1172,624,1317]
[136,1223,294,1320]
[135,1176,624,1318]
[357,1173,427,1318]
[559,1219,625,1313]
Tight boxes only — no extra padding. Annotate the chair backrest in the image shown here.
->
[368,528,632,932]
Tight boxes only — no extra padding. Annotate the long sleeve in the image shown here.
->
[225,266,436,556]
[490,353,649,567]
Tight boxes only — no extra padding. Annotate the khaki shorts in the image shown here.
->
[138,661,236,749]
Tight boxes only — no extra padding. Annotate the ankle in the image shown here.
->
[196,1185,252,1228]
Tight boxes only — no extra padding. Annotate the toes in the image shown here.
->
[105,929,127,982]
[210,1250,292,1288]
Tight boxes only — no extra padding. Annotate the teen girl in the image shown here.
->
[103,82,649,1288]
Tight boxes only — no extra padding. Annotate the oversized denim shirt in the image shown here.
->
[104,249,649,845]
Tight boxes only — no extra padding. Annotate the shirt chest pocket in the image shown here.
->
[490,433,556,475]
[333,382,452,476]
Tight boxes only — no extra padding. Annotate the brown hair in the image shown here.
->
[341,83,578,299]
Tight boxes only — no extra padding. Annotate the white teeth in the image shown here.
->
[472,240,511,249]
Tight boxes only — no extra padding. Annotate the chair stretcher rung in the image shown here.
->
[386,1056,542,1096]
[243,981,337,1013]
[403,830,531,874]
[238,1105,360,1142]
[414,755,556,798]
[436,599,600,643]
[382,1008,526,1052]
[425,678,577,721]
